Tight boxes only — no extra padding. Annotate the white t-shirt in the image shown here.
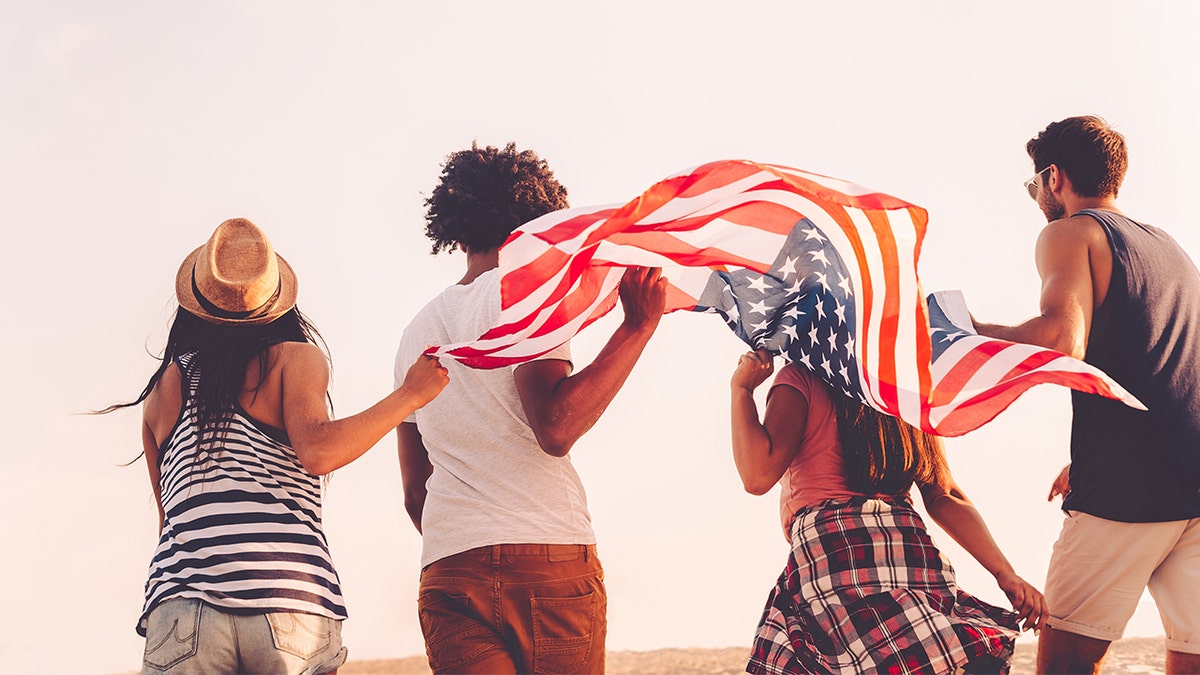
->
[395,268,595,567]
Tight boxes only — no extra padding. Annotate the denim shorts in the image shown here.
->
[140,598,348,675]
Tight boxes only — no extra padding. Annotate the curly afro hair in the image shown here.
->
[423,142,570,255]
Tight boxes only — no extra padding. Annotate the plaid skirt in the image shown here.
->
[747,496,1019,675]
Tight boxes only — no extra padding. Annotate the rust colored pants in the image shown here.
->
[417,543,606,674]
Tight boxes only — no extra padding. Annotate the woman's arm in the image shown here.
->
[141,364,182,535]
[141,417,165,534]
[283,343,448,476]
[918,445,1047,631]
[730,350,808,495]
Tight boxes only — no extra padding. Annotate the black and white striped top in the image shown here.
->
[137,352,347,635]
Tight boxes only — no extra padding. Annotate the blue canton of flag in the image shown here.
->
[695,218,865,403]
[925,291,975,362]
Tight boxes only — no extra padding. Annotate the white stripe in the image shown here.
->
[630,169,777,225]
[766,163,892,199]
[880,207,924,424]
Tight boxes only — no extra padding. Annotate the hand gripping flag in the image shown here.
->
[428,159,1144,436]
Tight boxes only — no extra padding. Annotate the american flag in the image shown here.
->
[429,159,1143,436]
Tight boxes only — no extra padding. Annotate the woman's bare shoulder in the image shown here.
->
[144,361,183,437]
[268,341,329,378]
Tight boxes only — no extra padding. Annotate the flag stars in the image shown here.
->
[834,300,847,325]
[782,256,800,277]
[797,351,812,369]
[782,323,799,342]
[747,298,770,316]
[838,274,853,296]
[808,249,830,267]
[839,363,850,383]
[803,227,827,243]
[808,325,820,346]
[826,327,838,352]
[747,275,772,293]
[814,271,829,290]
[932,327,968,343]
[819,356,833,379]
[814,296,826,320]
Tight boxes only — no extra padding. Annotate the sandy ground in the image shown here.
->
[338,637,1170,675]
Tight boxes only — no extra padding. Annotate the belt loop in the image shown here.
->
[492,545,501,565]
[583,545,590,562]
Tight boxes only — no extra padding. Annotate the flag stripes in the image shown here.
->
[429,159,1143,436]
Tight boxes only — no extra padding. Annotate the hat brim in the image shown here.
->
[174,246,299,325]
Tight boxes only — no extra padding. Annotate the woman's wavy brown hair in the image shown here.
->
[832,391,942,495]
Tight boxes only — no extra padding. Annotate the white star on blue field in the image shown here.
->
[693,219,865,402]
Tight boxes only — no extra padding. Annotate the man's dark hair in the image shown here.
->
[1026,116,1128,198]
[423,142,569,255]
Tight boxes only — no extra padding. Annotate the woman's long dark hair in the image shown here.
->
[832,390,941,495]
[101,306,328,454]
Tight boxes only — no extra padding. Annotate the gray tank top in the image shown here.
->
[1066,209,1200,521]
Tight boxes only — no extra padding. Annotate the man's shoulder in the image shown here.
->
[1038,214,1109,251]
[1047,212,1108,233]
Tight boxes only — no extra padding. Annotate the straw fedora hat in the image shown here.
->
[175,218,298,325]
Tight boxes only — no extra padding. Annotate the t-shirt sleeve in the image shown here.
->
[769,363,814,405]
[533,340,572,366]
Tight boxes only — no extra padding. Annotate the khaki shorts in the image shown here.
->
[1044,510,1200,653]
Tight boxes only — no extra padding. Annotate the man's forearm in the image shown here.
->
[532,320,657,456]
[974,315,1085,358]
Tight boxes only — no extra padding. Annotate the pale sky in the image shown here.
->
[3,2,1199,673]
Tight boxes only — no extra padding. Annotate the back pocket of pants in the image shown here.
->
[531,592,596,675]
[143,599,201,670]
[418,590,496,670]
[266,612,336,660]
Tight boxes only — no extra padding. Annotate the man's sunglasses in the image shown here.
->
[1024,166,1051,200]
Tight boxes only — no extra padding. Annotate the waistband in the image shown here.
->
[791,493,913,520]
[439,543,596,565]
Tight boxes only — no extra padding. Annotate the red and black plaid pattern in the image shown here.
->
[747,496,1019,675]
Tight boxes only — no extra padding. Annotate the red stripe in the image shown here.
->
[933,367,1117,437]
[863,209,902,411]
[501,244,571,306]
[676,160,764,198]
[928,340,1009,406]
[765,165,923,213]
[516,209,614,247]
[602,231,772,274]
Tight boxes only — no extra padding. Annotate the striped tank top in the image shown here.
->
[137,351,347,636]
